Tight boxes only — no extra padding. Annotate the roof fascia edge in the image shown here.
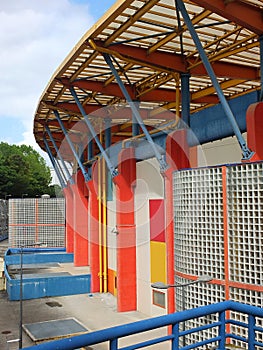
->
[35,0,132,112]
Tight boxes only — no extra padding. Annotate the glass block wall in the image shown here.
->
[174,167,225,282]
[173,162,263,348]
[8,198,65,248]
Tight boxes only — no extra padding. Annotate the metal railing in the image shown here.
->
[22,300,263,350]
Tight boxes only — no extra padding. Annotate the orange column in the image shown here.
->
[165,129,190,314]
[63,184,74,253]
[72,171,89,267]
[87,162,100,292]
[113,148,136,312]
[246,102,263,161]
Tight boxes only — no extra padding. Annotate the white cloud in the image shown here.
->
[0,0,94,148]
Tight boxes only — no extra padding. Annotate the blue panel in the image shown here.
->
[6,275,91,300]
[87,92,259,167]
[5,249,73,266]
[4,248,90,300]
[189,91,259,145]
[0,233,8,241]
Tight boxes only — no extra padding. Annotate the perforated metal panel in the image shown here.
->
[23,317,88,342]
[8,198,65,248]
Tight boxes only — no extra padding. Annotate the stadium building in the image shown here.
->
[32,0,263,346]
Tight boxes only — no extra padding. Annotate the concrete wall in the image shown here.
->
[198,134,247,167]
[107,186,117,295]
[0,258,5,290]
[135,158,166,316]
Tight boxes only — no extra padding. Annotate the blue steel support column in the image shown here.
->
[69,87,118,178]
[176,0,253,160]
[45,125,74,185]
[181,73,190,125]
[88,134,93,160]
[103,53,168,172]
[54,110,90,182]
[54,158,68,185]
[132,101,140,136]
[87,134,93,177]
[260,35,263,101]
[78,142,84,164]
[43,138,66,188]
[105,118,112,150]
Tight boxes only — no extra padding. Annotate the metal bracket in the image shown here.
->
[43,137,66,188]
[53,110,91,181]
[103,53,168,173]
[45,125,74,185]
[69,87,118,178]
[176,0,254,161]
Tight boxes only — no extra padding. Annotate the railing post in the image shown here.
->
[110,338,118,350]
[248,314,256,350]
[172,322,180,350]
[218,310,226,350]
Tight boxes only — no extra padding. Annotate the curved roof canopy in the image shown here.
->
[34,0,263,161]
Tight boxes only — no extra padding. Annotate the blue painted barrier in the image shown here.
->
[4,248,91,300]
[0,233,8,241]
[5,248,71,266]
[22,301,263,350]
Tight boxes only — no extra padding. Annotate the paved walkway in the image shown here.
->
[0,239,168,349]
[0,291,169,350]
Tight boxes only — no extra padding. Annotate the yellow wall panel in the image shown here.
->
[150,241,167,284]
[108,268,117,296]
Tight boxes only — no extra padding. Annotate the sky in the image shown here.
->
[0,0,116,161]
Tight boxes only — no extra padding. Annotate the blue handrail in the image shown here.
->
[22,300,263,350]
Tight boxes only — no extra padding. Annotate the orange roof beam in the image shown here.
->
[43,102,179,121]
[190,0,263,35]
[59,78,232,105]
[60,77,181,103]
[92,40,259,80]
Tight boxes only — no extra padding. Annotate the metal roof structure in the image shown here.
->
[34,0,263,162]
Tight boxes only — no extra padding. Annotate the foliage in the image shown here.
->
[48,184,64,198]
[0,142,61,198]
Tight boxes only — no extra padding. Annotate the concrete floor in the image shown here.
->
[0,290,170,350]
[0,240,170,350]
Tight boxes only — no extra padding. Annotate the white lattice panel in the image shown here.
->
[173,167,225,280]
[173,161,263,349]
[227,162,263,285]
[8,198,65,248]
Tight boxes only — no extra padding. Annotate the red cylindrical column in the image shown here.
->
[63,184,74,253]
[246,102,263,161]
[72,171,89,266]
[113,148,137,312]
[87,162,100,292]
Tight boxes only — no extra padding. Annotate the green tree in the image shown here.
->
[0,142,60,198]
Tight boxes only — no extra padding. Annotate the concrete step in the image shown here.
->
[0,239,8,258]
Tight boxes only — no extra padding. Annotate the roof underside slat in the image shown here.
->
[34,0,263,161]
